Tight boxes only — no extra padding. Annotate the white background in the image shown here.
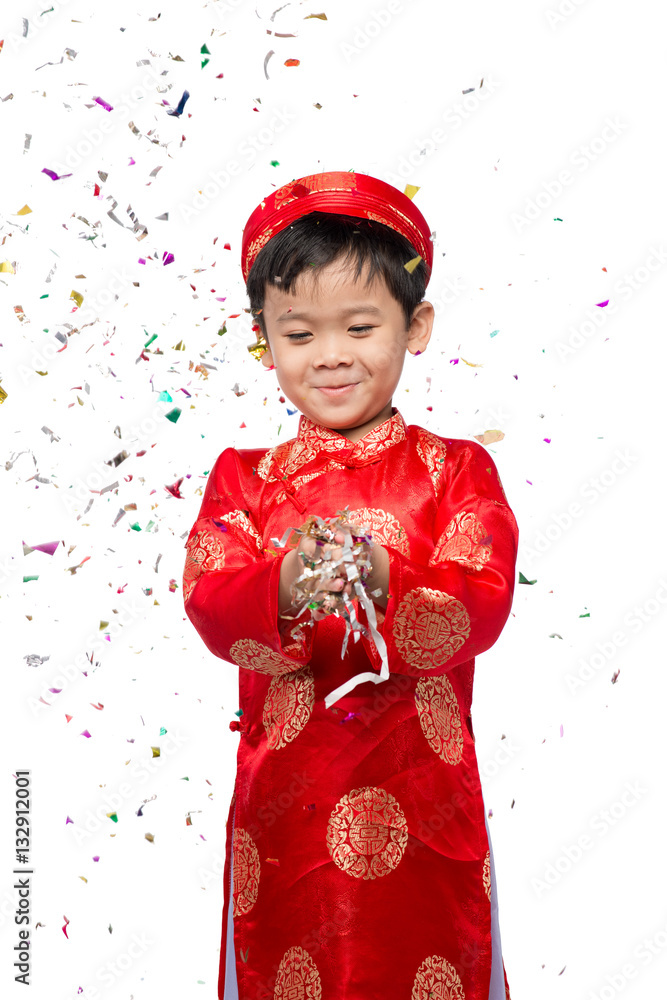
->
[1,0,666,998]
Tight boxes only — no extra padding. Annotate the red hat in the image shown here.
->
[241,170,433,285]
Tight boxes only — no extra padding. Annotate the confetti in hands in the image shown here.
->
[271,508,389,708]
[284,508,375,621]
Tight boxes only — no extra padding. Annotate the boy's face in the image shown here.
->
[259,260,434,443]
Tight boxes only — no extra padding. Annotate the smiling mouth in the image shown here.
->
[315,383,359,395]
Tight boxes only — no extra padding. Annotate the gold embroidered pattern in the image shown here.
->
[306,171,358,193]
[263,666,315,750]
[257,437,332,483]
[273,183,308,211]
[183,528,226,603]
[416,428,447,499]
[273,946,322,1000]
[393,588,470,669]
[415,675,464,764]
[257,412,407,482]
[345,507,410,557]
[344,415,407,465]
[430,511,492,572]
[217,509,263,553]
[326,786,408,880]
[412,955,466,999]
[243,228,274,275]
[482,851,491,901]
[271,461,344,507]
[232,828,260,917]
[229,638,299,676]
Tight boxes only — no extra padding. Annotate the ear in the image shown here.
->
[260,340,274,368]
[407,300,434,355]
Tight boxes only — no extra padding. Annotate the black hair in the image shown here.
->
[245,211,430,339]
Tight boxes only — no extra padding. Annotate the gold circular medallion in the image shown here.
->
[415,675,463,764]
[232,828,260,917]
[412,955,466,999]
[273,946,322,1000]
[229,638,298,677]
[263,666,315,750]
[431,511,492,572]
[345,507,411,558]
[394,588,470,669]
[183,529,225,603]
[326,786,408,880]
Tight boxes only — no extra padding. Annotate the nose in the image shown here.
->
[312,333,355,368]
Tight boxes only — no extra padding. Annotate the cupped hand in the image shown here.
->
[295,529,353,597]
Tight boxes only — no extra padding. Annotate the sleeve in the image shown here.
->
[380,439,519,677]
[183,447,313,676]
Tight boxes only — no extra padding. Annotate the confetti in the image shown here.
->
[42,168,73,181]
[473,430,505,445]
[23,540,59,555]
[166,90,190,117]
[23,653,50,666]
[165,477,184,498]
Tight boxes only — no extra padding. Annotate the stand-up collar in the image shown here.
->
[296,407,407,468]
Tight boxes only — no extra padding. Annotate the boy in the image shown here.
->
[183,171,519,1000]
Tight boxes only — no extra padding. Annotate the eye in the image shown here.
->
[286,332,311,341]
[349,326,373,333]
